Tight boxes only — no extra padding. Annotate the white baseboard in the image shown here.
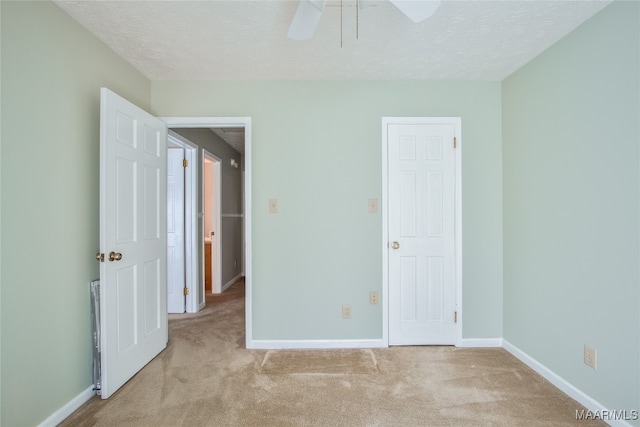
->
[251,338,504,350]
[222,274,243,292]
[502,340,635,427]
[249,339,387,350]
[37,385,95,427]
[458,338,503,348]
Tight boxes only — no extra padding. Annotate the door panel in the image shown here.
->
[144,258,161,334]
[143,166,160,239]
[100,88,168,398]
[115,158,136,242]
[388,123,456,345]
[116,266,136,352]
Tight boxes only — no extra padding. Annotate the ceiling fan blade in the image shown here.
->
[388,0,441,23]
[287,0,326,40]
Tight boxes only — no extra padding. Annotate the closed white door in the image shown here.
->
[167,148,186,313]
[387,122,457,345]
[99,88,168,398]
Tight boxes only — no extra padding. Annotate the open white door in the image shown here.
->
[99,88,168,398]
[167,148,186,313]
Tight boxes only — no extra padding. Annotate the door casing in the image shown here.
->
[161,117,253,348]
[381,117,463,347]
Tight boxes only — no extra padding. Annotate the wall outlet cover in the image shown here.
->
[342,304,352,319]
[584,345,597,369]
[369,291,379,304]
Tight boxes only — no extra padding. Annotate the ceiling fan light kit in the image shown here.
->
[287,0,441,41]
[388,0,441,23]
[287,0,327,40]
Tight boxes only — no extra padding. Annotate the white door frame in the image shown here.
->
[160,117,253,348]
[167,131,199,313]
[203,149,222,295]
[381,117,463,347]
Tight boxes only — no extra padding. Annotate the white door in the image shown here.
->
[388,122,457,345]
[204,152,222,294]
[167,148,186,313]
[99,88,168,398]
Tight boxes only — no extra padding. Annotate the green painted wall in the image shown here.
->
[152,81,504,341]
[4,0,637,424]
[0,2,3,423]
[502,0,639,420]
[0,1,151,425]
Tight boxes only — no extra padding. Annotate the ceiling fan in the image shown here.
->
[287,0,442,40]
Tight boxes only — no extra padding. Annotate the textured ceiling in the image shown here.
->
[211,128,245,154]
[53,0,612,82]
[53,0,612,153]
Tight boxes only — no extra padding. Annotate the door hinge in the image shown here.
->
[183,287,189,296]
[453,137,457,149]
[183,159,188,167]
[454,311,458,323]
[95,252,105,263]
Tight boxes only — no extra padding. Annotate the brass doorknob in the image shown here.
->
[108,251,123,262]
[392,242,400,250]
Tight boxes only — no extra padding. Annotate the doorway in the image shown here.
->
[99,92,253,400]
[161,118,253,349]
[382,117,463,347]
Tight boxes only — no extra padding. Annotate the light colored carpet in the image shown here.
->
[60,280,604,426]
[260,349,379,375]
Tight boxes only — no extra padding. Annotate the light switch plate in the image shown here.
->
[342,304,352,319]
[370,291,379,305]
[368,198,378,213]
[269,199,278,214]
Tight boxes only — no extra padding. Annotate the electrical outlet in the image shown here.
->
[342,304,352,319]
[369,291,379,305]
[584,345,597,369]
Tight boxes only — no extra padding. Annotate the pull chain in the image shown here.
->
[340,0,343,48]
[356,0,359,40]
